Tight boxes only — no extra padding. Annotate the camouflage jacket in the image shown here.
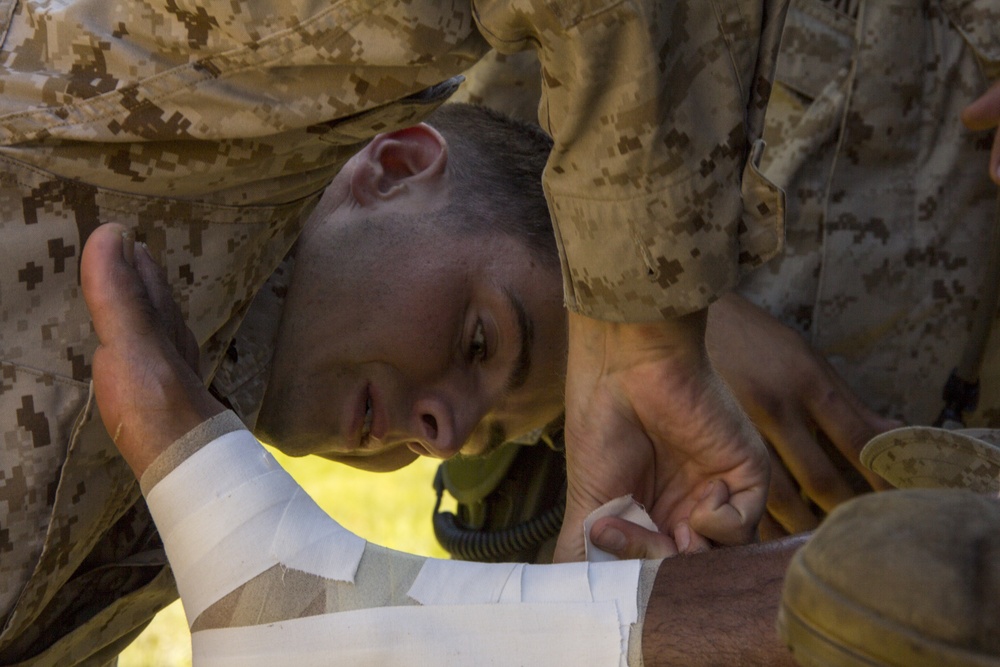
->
[745,0,1000,425]
[0,0,784,663]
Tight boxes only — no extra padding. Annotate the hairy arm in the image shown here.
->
[642,536,806,666]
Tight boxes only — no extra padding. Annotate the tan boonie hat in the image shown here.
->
[861,426,1000,495]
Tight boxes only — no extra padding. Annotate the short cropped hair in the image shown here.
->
[426,103,558,266]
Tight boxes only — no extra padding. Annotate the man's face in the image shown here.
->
[257,197,567,471]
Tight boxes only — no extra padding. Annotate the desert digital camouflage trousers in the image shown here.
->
[746,0,1000,426]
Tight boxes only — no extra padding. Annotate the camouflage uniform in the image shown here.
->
[745,0,1000,426]
[0,0,785,662]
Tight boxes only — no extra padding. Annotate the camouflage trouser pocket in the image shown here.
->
[940,0,1000,80]
[0,0,15,50]
[774,0,857,103]
[0,362,90,627]
[0,153,315,378]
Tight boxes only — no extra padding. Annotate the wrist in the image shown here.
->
[567,309,709,369]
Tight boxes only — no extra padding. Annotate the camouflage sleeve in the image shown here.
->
[472,0,788,321]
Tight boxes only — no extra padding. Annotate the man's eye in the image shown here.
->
[469,319,488,361]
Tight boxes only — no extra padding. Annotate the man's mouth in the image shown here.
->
[360,394,374,445]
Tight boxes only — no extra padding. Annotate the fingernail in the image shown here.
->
[675,523,691,553]
[700,480,715,501]
[121,229,136,266]
[592,526,626,553]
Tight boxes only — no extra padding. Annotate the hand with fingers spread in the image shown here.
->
[962,79,1000,185]
[82,223,225,477]
[706,293,898,537]
[554,309,770,563]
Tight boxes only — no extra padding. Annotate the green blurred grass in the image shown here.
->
[119,447,450,667]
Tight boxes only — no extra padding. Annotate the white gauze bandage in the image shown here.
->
[144,426,652,666]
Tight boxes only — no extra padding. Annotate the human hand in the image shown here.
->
[82,223,224,478]
[554,309,770,562]
[962,79,1000,185]
[706,293,898,537]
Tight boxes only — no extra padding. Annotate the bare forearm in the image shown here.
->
[642,535,808,666]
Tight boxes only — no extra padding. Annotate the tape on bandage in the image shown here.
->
[145,429,366,622]
[144,427,646,666]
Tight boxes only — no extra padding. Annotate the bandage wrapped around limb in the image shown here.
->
[140,412,658,666]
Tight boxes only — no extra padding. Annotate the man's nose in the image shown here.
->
[407,394,478,459]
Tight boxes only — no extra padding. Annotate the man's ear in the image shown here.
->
[350,124,447,205]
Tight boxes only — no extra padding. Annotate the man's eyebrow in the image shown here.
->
[502,287,533,393]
